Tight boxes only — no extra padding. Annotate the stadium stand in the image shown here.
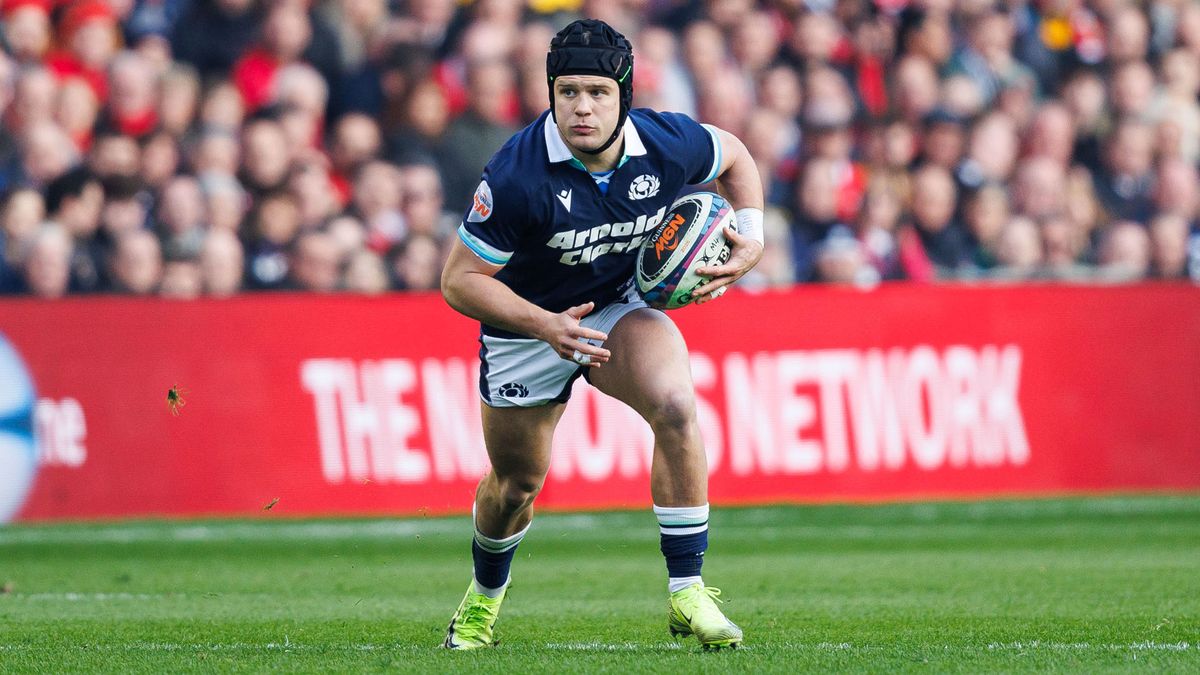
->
[0,0,1197,298]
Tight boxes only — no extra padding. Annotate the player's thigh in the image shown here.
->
[481,401,566,480]
[588,308,696,419]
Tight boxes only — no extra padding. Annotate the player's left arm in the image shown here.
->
[692,126,765,303]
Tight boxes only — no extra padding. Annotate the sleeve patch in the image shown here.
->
[467,180,494,223]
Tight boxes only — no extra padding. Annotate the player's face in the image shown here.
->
[553,75,621,153]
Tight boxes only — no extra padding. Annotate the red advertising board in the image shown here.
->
[2,283,1198,522]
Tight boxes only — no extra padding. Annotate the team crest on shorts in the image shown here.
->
[628,174,661,200]
[468,181,493,222]
[497,382,529,398]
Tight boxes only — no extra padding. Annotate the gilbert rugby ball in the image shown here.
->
[636,191,734,309]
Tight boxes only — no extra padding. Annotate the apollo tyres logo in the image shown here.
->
[0,333,38,523]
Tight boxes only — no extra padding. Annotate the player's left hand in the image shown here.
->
[692,227,764,304]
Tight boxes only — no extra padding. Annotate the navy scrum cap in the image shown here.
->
[547,19,634,155]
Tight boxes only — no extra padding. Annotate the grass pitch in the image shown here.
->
[1,495,1198,673]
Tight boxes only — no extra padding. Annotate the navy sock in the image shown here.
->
[654,504,709,589]
[471,521,529,592]
[471,539,519,590]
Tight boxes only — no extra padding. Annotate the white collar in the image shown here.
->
[544,113,646,164]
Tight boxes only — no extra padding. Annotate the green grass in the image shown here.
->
[1,496,1198,673]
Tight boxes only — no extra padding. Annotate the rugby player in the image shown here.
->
[440,18,764,650]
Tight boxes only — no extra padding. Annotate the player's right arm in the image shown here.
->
[440,237,611,367]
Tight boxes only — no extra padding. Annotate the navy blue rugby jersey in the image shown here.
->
[457,108,721,338]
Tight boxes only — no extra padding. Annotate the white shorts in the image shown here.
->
[479,287,649,407]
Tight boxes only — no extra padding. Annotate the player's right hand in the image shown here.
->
[538,302,611,367]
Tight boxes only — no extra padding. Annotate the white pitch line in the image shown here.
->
[0,641,1191,653]
[7,592,174,601]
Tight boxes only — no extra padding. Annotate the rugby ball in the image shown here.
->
[0,333,37,523]
[636,191,734,309]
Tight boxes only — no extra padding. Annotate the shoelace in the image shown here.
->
[457,598,498,632]
[679,586,725,613]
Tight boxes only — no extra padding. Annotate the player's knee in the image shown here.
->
[646,389,697,435]
[498,477,542,513]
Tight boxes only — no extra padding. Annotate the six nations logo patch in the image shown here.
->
[467,180,493,222]
[628,174,660,200]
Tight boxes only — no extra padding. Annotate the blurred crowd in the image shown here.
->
[0,0,1198,299]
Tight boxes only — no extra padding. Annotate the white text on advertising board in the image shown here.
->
[300,345,1028,484]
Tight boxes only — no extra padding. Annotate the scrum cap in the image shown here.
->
[546,19,634,155]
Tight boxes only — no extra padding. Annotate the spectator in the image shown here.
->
[1094,119,1157,223]
[388,77,450,166]
[3,0,52,65]
[855,181,904,281]
[920,109,968,171]
[159,258,203,299]
[958,112,1019,189]
[272,63,328,150]
[325,214,368,264]
[173,0,262,78]
[159,65,201,137]
[89,132,141,179]
[991,216,1043,281]
[45,0,120,101]
[1148,214,1191,280]
[288,230,340,292]
[108,228,162,294]
[244,191,301,289]
[239,117,290,195]
[399,162,454,239]
[156,175,207,259]
[21,120,78,186]
[440,60,518,209]
[189,129,240,177]
[139,130,181,190]
[1097,221,1151,282]
[199,80,246,132]
[1155,158,1199,225]
[2,187,45,261]
[19,224,73,298]
[104,52,159,139]
[814,226,878,287]
[908,164,968,273]
[792,157,846,281]
[962,183,1010,272]
[9,66,57,134]
[1040,213,1092,280]
[352,159,405,253]
[894,56,941,125]
[1024,102,1076,167]
[330,113,382,194]
[289,154,342,229]
[99,175,149,239]
[199,229,244,297]
[45,166,105,292]
[199,171,248,232]
[1011,157,1067,221]
[343,248,389,294]
[389,232,441,291]
[55,76,99,152]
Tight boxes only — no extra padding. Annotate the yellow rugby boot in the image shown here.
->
[667,583,743,650]
[442,582,507,650]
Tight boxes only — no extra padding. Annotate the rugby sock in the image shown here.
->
[654,503,709,593]
[471,507,529,598]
